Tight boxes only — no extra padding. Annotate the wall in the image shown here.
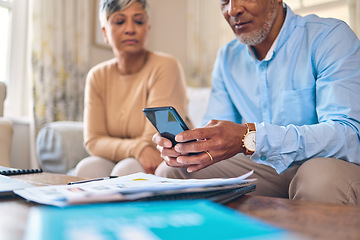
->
[146,0,188,71]
[89,0,113,68]
[88,0,189,81]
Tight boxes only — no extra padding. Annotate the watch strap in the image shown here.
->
[246,123,256,132]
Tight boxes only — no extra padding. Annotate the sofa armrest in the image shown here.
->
[0,118,13,167]
[36,121,89,174]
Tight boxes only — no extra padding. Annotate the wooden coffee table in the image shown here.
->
[228,196,360,240]
[1,172,359,240]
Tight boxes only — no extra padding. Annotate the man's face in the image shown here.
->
[220,0,279,46]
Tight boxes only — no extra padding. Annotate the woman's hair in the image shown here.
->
[99,0,149,27]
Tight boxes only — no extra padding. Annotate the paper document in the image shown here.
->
[0,174,34,198]
[15,171,255,207]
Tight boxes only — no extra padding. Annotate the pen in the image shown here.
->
[67,176,118,185]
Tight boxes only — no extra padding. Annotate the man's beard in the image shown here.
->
[236,2,278,46]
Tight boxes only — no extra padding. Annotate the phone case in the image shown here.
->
[143,106,189,146]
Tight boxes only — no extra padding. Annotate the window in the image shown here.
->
[0,0,12,84]
[285,0,350,26]
[219,0,354,50]
[1,0,29,118]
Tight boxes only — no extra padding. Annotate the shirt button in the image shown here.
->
[260,156,267,161]
[260,67,265,71]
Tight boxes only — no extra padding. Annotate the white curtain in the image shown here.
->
[349,0,360,37]
[31,0,90,132]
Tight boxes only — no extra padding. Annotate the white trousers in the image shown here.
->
[74,156,145,177]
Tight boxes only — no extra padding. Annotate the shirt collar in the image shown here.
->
[264,34,280,61]
[247,35,279,61]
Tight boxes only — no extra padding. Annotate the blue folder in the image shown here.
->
[24,199,290,240]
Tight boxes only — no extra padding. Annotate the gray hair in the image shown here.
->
[99,0,149,27]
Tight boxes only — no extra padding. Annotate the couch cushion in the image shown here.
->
[36,121,89,174]
[187,87,211,128]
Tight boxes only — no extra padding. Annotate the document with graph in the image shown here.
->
[15,171,256,206]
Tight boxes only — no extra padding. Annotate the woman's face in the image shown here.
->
[102,2,150,55]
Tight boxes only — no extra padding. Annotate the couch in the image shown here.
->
[36,87,211,175]
[0,82,13,167]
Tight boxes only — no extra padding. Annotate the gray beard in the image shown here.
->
[236,27,269,46]
[236,3,278,46]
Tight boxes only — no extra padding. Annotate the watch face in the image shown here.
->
[244,132,256,151]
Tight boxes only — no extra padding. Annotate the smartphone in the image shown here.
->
[143,106,190,146]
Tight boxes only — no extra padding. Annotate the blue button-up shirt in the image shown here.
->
[203,5,360,173]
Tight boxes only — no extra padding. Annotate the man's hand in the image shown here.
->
[153,120,248,173]
[152,133,191,168]
[138,146,164,174]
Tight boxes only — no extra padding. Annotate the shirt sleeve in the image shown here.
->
[252,22,360,173]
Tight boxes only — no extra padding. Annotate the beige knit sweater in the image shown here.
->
[84,51,191,162]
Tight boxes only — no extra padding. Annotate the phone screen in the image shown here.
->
[143,106,190,146]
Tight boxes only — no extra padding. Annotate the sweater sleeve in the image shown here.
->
[83,67,111,159]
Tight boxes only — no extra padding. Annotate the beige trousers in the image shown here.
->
[74,156,145,178]
[155,155,360,205]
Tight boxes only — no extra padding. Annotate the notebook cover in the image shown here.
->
[24,199,289,240]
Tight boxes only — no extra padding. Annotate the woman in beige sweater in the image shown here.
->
[75,0,190,178]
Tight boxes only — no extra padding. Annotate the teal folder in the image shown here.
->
[24,200,289,240]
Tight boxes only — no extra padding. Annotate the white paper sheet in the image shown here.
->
[0,174,35,197]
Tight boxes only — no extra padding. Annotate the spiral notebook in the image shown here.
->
[0,167,43,176]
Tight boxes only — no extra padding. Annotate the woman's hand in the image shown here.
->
[138,146,164,174]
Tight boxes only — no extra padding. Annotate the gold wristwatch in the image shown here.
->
[242,123,256,155]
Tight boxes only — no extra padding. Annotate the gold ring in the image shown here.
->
[205,151,213,162]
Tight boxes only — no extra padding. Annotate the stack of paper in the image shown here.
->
[15,171,256,207]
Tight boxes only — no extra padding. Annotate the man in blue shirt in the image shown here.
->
[153,0,360,205]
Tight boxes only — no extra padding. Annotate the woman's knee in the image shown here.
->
[111,158,145,176]
[289,158,360,205]
[75,156,115,178]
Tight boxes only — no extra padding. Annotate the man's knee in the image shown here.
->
[289,158,360,205]
[155,162,188,179]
